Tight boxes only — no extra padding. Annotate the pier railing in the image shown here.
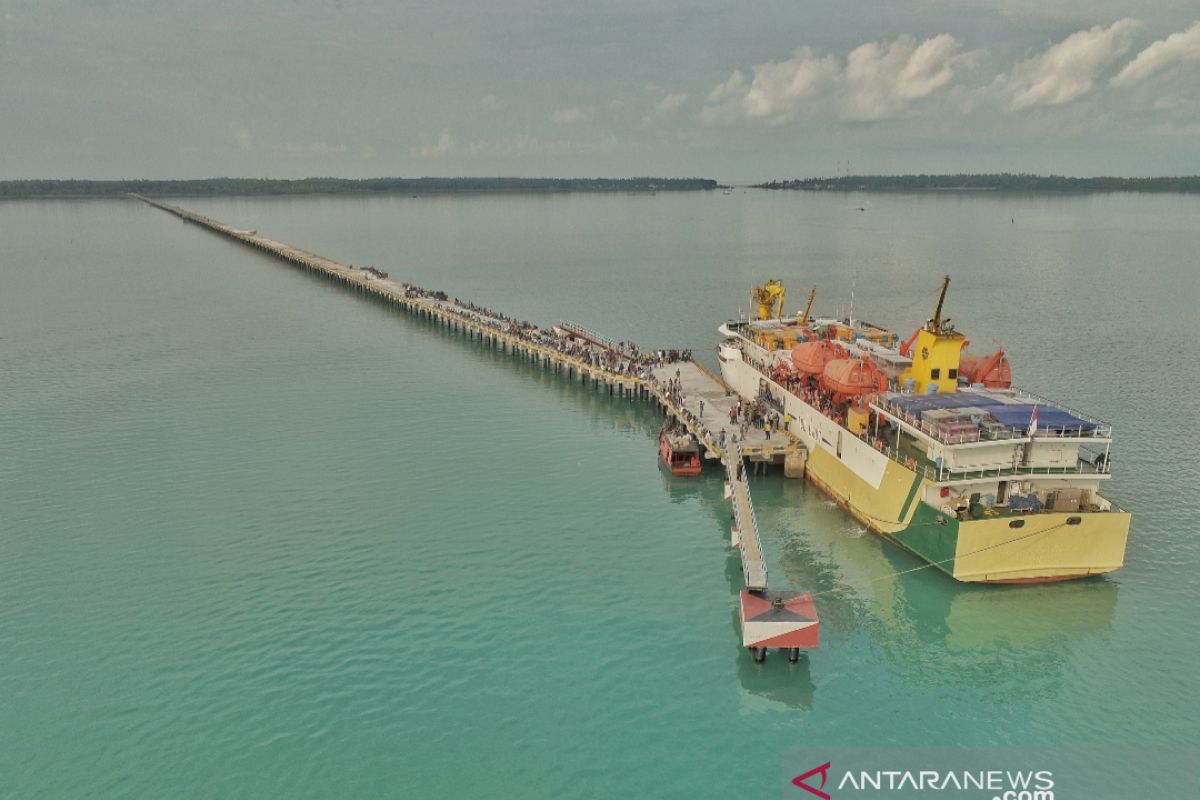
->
[557,321,625,354]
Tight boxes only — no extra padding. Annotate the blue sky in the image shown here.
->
[2,1,1198,180]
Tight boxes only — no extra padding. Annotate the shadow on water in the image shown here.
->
[659,469,705,503]
[721,552,819,710]
[746,474,1120,690]
[358,288,1121,705]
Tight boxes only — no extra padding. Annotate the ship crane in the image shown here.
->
[751,279,786,321]
[796,286,816,326]
[926,274,955,336]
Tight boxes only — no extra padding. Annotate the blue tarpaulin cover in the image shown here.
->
[883,390,1097,433]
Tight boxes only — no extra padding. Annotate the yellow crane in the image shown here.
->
[751,279,786,320]
[796,286,816,326]
[925,274,953,335]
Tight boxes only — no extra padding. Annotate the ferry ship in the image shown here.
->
[717,278,1130,584]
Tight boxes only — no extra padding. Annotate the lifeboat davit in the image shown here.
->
[821,357,886,398]
[959,350,1012,388]
[792,339,842,376]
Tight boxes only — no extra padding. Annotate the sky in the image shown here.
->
[2,1,1198,181]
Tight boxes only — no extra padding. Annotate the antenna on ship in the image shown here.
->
[849,270,857,327]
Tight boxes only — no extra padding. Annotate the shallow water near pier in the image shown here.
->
[2,191,1198,797]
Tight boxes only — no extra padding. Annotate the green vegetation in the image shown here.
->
[0,176,717,199]
[755,174,1200,193]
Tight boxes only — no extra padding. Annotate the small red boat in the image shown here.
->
[659,424,702,476]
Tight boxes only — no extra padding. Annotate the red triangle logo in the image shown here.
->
[792,762,831,799]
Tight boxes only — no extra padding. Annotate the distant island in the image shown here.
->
[755,174,1200,193]
[0,176,717,200]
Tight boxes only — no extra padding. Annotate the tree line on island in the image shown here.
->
[0,176,718,199]
[755,174,1200,193]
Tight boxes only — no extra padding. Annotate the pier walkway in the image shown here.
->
[133,195,650,397]
[725,442,769,591]
[647,361,799,465]
[135,195,820,656]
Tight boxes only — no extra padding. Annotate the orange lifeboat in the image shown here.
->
[792,339,842,377]
[959,350,1012,388]
[821,357,886,399]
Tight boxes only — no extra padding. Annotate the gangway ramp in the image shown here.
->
[724,441,769,591]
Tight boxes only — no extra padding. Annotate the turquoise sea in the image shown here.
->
[3,191,1198,797]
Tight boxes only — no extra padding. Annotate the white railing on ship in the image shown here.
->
[871,435,1112,483]
[873,397,1112,444]
[1006,386,1114,438]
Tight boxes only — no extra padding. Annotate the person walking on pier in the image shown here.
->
[718,429,726,448]
[699,400,705,417]
[729,406,737,424]
[764,419,773,440]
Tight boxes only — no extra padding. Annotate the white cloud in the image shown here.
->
[842,34,971,120]
[700,35,970,125]
[700,49,838,125]
[410,129,455,159]
[1005,19,1138,110]
[479,94,505,112]
[654,92,688,114]
[229,121,253,152]
[1112,22,1200,87]
[551,105,595,124]
[641,92,689,127]
[744,48,840,122]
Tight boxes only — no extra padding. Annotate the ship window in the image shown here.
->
[1008,519,1025,529]
[930,368,941,379]
[1066,516,1082,526]
[948,368,958,379]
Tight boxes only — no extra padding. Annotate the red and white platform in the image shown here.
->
[740,589,820,656]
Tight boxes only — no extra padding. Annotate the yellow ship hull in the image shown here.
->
[803,440,1131,583]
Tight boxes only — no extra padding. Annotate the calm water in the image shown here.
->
[2,191,1198,797]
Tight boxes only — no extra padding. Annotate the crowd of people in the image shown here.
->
[729,398,785,441]
[655,369,794,450]
[400,283,690,380]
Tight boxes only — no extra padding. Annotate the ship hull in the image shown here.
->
[718,342,1130,583]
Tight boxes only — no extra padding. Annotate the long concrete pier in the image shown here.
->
[134,195,818,657]
[132,194,651,397]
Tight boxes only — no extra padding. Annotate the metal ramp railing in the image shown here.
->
[725,441,768,591]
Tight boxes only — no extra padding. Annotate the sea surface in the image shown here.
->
[3,190,1198,797]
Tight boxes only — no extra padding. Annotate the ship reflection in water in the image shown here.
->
[686,473,1119,712]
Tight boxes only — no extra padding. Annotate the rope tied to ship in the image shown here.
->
[804,519,1076,600]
